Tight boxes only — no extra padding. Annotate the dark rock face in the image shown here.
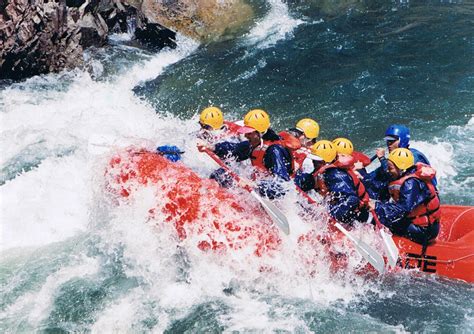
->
[0,0,108,80]
[135,19,176,50]
[0,0,253,80]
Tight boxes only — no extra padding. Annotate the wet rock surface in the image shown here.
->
[0,0,108,79]
[0,0,254,80]
[139,0,254,42]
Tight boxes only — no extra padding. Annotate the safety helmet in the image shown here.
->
[385,125,410,148]
[388,148,414,170]
[296,118,320,139]
[199,107,224,130]
[244,109,270,133]
[310,140,337,163]
[332,137,354,155]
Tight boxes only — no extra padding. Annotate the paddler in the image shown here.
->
[280,118,320,172]
[197,106,241,144]
[369,148,440,245]
[358,124,436,201]
[332,137,371,167]
[205,109,294,199]
[295,140,370,225]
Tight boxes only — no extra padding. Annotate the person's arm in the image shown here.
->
[214,141,251,161]
[294,172,315,192]
[411,148,438,187]
[374,178,428,229]
[263,145,292,181]
[360,166,390,200]
[254,145,293,199]
[324,169,361,223]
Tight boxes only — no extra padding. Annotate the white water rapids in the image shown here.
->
[1,1,473,332]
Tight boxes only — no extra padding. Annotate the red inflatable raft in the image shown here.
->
[105,148,281,257]
[394,205,474,282]
[104,148,474,283]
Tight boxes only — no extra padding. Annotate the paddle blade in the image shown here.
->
[334,223,385,274]
[380,229,399,268]
[251,191,290,235]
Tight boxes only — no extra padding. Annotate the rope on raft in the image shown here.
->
[403,253,474,264]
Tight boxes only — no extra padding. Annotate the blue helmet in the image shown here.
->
[384,125,410,148]
[156,145,184,162]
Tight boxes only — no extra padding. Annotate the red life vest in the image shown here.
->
[351,151,371,167]
[313,154,369,208]
[278,131,311,172]
[388,163,441,227]
[223,121,242,135]
[292,147,311,172]
[250,142,269,172]
[250,133,298,176]
[277,131,302,150]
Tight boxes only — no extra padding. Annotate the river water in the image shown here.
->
[1,0,473,332]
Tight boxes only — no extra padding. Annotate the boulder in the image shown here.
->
[139,0,254,42]
[0,0,256,80]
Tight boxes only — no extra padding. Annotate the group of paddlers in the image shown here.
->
[169,107,439,245]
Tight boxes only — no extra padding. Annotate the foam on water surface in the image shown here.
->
[1,2,473,332]
[245,0,304,49]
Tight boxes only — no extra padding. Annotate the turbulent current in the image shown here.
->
[1,1,473,332]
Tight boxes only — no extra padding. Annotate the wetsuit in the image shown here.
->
[295,157,370,225]
[374,164,440,244]
[212,133,293,199]
[359,147,436,201]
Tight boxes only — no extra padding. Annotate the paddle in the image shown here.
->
[294,182,385,273]
[334,222,385,274]
[372,209,399,268]
[197,145,290,235]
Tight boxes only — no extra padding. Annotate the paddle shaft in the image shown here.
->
[296,186,316,204]
[197,145,290,234]
[371,208,400,268]
[197,145,252,192]
[371,209,384,230]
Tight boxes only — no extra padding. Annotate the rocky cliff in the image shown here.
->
[0,0,110,79]
[0,0,254,80]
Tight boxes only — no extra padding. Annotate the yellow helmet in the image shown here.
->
[388,148,414,170]
[199,107,224,130]
[310,140,337,163]
[296,118,320,139]
[244,109,270,133]
[332,137,354,155]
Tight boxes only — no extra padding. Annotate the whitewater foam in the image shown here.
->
[245,0,304,49]
[0,255,99,328]
[1,12,472,332]
[0,34,198,251]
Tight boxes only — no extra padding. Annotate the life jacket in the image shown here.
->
[313,154,369,208]
[223,121,241,135]
[351,151,371,167]
[388,163,441,227]
[278,131,310,172]
[250,142,268,172]
[292,147,312,172]
[277,131,302,150]
[250,134,297,176]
